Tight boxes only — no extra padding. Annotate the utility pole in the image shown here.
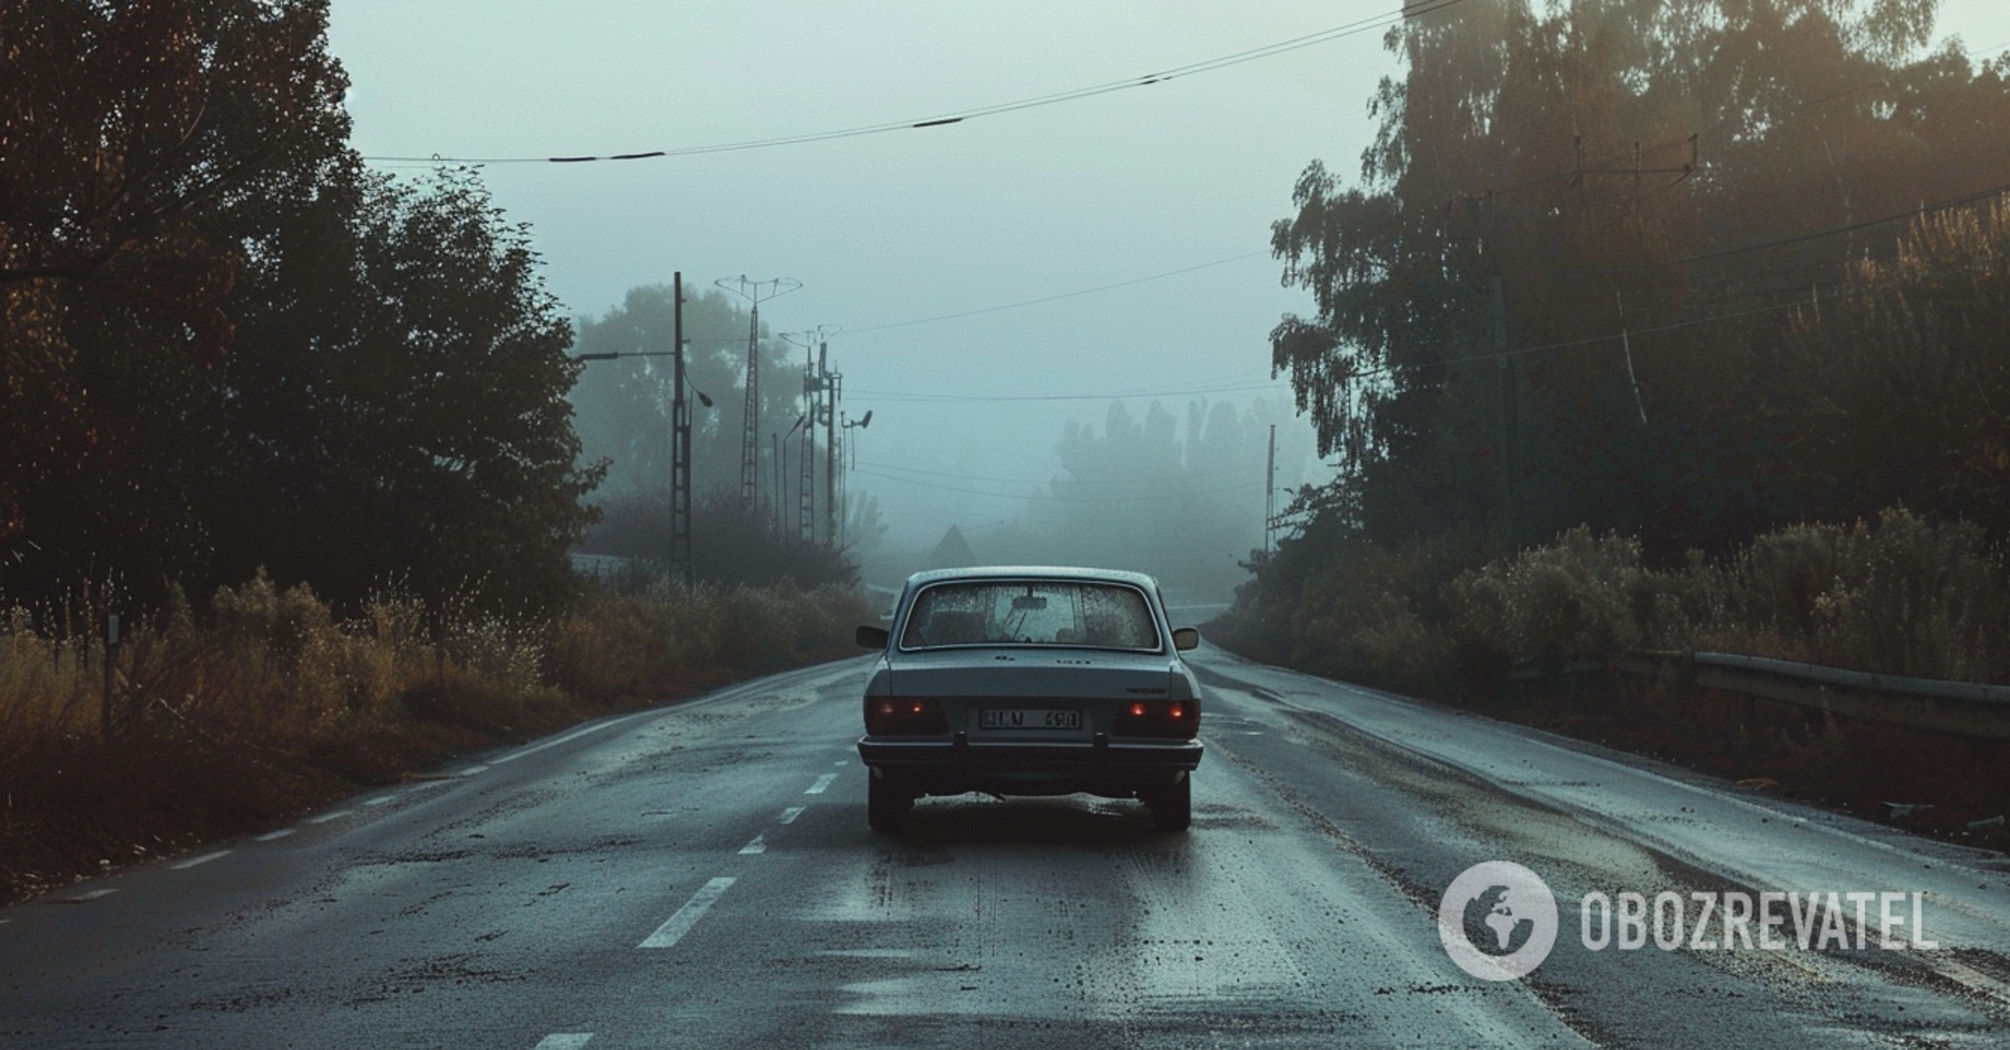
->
[574,271,702,586]
[821,339,842,549]
[798,343,817,541]
[671,272,692,586]
[716,276,801,511]
[1493,275,1517,550]
[1265,424,1276,557]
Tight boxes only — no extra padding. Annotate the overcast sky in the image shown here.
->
[325,1,2010,549]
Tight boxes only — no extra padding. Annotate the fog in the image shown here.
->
[325,0,2010,597]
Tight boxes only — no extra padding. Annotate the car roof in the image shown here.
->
[902,565,1162,590]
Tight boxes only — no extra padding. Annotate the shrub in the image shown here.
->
[1444,527,1650,683]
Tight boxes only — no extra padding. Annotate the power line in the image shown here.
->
[860,459,1268,488]
[852,467,1265,504]
[360,1,1468,166]
[847,375,1284,404]
[845,251,1271,333]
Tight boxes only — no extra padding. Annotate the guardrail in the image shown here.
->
[1611,650,2010,742]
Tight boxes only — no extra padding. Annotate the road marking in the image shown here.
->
[495,711,650,765]
[639,876,735,949]
[833,759,847,767]
[172,850,231,870]
[534,1035,594,1050]
[778,806,805,824]
[364,795,396,807]
[55,889,116,903]
[254,829,296,842]
[304,810,354,824]
[738,833,767,855]
[457,765,489,777]
[805,773,837,794]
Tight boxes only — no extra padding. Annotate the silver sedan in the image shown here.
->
[854,566,1204,832]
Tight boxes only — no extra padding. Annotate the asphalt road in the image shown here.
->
[4,647,2007,1048]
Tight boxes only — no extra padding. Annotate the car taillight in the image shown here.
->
[865,697,949,735]
[1114,699,1199,739]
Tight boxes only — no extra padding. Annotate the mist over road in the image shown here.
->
[4,651,2005,1047]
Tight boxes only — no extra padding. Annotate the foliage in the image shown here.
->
[2,2,598,616]
[1443,527,1653,678]
[1783,197,2010,538]
[0,568,869,902]
[0,1,349,549]
[1269,0,2010,558]
[1217,505,2010,696]
[581,489,859,590]
[950,398,1299,604]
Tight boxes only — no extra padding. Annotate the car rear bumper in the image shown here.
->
[857,734,1202,798]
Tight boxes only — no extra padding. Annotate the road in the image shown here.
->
[3,647,2007,1047]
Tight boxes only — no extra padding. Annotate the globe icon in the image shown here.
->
[1462,883,1535,956]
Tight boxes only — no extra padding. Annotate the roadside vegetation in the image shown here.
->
[1211,505,2010,841]
[1218,0,2010,839]
[0,4,882,904]
[0,570,868,905]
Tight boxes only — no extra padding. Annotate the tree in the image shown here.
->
[571,282,854,582]
[2,2,601,614]
[203,166,602,609]
[1270,0,2010,558]
[1785,196,2010,536]
[1,0,349,553]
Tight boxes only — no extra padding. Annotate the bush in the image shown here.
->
[1,567,871,903]
[1444,527,1650,686]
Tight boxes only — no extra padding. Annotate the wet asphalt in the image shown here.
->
[2,648,2006,1048]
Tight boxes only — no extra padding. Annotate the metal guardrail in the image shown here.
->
[1611,650,2010,742]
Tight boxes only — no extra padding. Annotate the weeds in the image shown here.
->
[1218,504,2010,696]
[0,569,869,903]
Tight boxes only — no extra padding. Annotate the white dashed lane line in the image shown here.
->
[254,829,295,842]
[303,809,354,825]
[804,773,837,795]
[171,850,231,871]
[778,806,805,824]
[638,877,736,949]
[534,1035,594,1049]
[738,833,767,855]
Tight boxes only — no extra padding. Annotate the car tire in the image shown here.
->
[1145,776,1191,832]
[867,775,912,832]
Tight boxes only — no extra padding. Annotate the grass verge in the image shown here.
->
[0,571,868,905]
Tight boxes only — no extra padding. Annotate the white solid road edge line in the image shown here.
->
[638,877,736,949]
[494,709,653,766]
[533,1035,594,1050]
[805,773,837,795]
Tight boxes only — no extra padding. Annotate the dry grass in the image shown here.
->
[0,571,869,903]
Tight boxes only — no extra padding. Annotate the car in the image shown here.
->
[853,566,1205,832]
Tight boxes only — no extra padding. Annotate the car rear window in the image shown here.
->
[899,581,1161,651]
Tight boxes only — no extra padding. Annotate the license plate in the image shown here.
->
[979,708,1081,730]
